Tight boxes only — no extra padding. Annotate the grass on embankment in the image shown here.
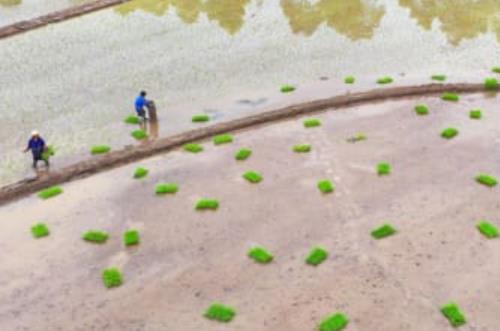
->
[38,186,63,199]
[248,246,273,264]
[82,230,109,243]
[204,303,236,323]
[102,267,123,288]
[31,223,49,238]
[485,77,499,90]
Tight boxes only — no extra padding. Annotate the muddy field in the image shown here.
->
[1,94,500,331]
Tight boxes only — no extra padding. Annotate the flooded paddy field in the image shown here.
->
[1,93,499,330]
[1,0,500,186]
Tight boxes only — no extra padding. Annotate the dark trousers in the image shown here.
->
[32,150,48,168]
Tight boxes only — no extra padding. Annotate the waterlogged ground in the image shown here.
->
[1,94,500,330]
[0,0,92,26]
[1,0,500,185]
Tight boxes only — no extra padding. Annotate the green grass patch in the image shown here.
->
[469,109,482,119]
[475,174,497,187]
[371,224,397,239]
[304,118,321,128]
[377,162,391,176]
[155,183,179,195]
[31,223,49,238]
[213,134,233,145]
[248,246,273,264]
[441,127,459,139]
[124,114,140,124]
[204,303,236,323]
[492,67,500,74]
[431,74,446,81]
[131,129,147,140]
[82,230,109,243]
[123,230,140,246]
[317,180,334,194]
[485,77,499,90]
[102,268,123,288]
[242,171,262,183]
[183,143,203,153]
[280,85,296,93]
[133,167,148,179]
[415,104,429,115]
[441,92,459,102]
[235,148,252,161]
[441,303,466,327]
[192,114,210,122]
[293,144,311,153]
[476,221,499,239]
[306,247,328,266]
[344,76,355,84]
[319,313,349,331]
[42,145,55,161]
[376,76,393,85]
[195,199,219,210]
[38,186,63,199]
[91,145,111,155]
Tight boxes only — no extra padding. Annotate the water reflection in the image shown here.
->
[281,0,385,40]
[115,0,250,34]
[399,0,500,45]
[0,0,22,7]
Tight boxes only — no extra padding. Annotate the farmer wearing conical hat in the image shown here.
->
[23,131,49,168]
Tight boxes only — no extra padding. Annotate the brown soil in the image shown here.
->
[0,94,499,330]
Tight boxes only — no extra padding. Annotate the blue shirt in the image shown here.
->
[135,95,147,111]
[27,137,45,151]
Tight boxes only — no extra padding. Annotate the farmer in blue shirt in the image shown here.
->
[24,131,48,168]
[135,91,149,121]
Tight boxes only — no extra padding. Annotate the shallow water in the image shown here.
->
[0,0,91,26]
[1,0,500,186]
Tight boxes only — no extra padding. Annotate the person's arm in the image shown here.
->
[23,140,31,153]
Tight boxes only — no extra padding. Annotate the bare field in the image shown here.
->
[1,94,500,331]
